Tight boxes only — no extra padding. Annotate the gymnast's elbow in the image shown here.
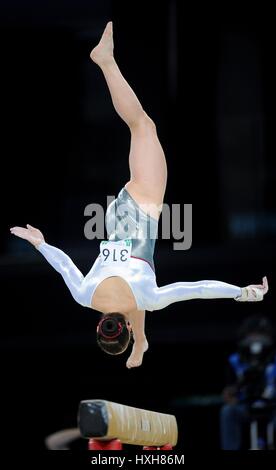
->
[199,283,216,299]
[145,288,166,311]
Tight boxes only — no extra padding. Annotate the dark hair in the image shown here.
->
[96,313,131,355]
[237,315,273,341]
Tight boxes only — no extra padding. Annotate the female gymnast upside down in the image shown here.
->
[10,22,268,369]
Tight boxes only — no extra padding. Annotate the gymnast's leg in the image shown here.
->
[90,21,167,220]
[126,309,148,369]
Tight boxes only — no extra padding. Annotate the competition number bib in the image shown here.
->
[100,239,132,266]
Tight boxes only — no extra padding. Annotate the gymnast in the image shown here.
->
[10,22,268,369]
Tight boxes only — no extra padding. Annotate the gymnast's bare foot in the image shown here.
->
[126,338,148,369]
[90,21,114,66]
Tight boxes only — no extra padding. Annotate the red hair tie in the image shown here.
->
[98,317,123,340]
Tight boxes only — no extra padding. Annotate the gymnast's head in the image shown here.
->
[96,313,132,355]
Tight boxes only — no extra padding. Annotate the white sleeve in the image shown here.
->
[37,242,87,307]
[147,280,242,311]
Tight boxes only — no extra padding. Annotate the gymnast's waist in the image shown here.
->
[105,187,157,271]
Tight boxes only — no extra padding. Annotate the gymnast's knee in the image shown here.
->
[131,112,156,134]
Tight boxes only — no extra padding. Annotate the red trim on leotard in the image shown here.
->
[131,256,154,271]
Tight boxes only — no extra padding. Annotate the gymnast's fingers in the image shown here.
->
[10,226,29,239]
[26,224,37,231]
[263,276,268,294]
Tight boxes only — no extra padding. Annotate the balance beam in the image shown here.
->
[78,399,178,448]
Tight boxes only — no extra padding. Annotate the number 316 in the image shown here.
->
[102,248,129,262]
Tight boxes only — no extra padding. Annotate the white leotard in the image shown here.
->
[37,242,242,311]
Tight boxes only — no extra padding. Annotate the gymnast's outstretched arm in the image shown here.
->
[10,224,87,306]
[146,277,269,311]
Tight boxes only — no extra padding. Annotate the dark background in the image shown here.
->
[0,0,275,451]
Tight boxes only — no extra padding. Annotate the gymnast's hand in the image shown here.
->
[236,276,269,302]
[10,224,45,248]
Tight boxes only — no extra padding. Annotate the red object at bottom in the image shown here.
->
[88,439,123,450]
[143,444,173,450]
